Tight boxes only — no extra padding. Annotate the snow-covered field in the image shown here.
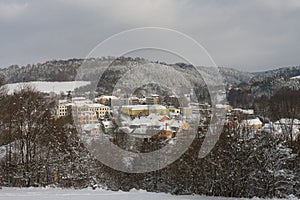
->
[0,187,297,200]
[0,187,204,200]
[5,81,91,94]
[291,75,300,79]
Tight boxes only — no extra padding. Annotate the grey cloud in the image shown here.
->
[0,0,299,72]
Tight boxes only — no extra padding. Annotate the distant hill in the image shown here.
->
[1,57,300,100]
[218,67,254,85]
[0,57,256,85]
[0,58,83,83]
[251,66,300,82]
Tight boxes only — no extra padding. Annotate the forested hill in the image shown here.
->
[0,57,299,88]
[0,57,251,85]
[252,66,300,82]
[0,58,83,83]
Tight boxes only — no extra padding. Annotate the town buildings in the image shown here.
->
[56,97,110,124]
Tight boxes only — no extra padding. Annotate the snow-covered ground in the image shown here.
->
[5,81,91,94]
[0,187,297,200]
[291,75,300,79]
[0,187,201,200]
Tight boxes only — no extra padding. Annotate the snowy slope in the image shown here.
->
[291,75,300,79]
[5,81,91,94]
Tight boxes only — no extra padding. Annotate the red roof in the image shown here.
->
[159,116,171,122]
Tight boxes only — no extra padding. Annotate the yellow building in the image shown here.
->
[56,103,68,117]
[88,104,110,119]
[168,107,181,114]
[121,105,168,117]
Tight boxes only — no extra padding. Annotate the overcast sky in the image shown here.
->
[0,0,300,72]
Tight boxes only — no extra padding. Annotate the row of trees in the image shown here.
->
[108,127,299,198]
[84,126,299,198]
[254,88,300,121]
[0,83,105,187]
[228,83,300,122]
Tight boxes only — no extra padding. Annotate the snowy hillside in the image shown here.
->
[1,187,297,200]
[252,66,300,82]
[5,81,91,94]
[291,75,300,79]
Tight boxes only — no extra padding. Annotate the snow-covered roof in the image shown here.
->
[125,112,187,130]
[102,120,113,126]
[169,112,180,116]
[262,123,272,129]
[148,113,163,119]
[170,120,184,128]
[159,125,174,132]
[241,118,262,126]
[72,97,87,101]
[149,105,167,110]
[216,104,229,109]
[129,96,139,100]
[242,109,254,115]
[134,127,148,133]
[58,99,68,104]
[275,118,300,125]
[123,105,167,111]
[99,95,119,99]
[82,123,100,131]
[78,111,97,115]
[72,101,94,106]
[119,126,133,134]
[232,108,254,115]
[87,103,106,108]
[73,102,90,107]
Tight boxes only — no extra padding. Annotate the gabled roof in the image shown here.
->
[159,116,171,122]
